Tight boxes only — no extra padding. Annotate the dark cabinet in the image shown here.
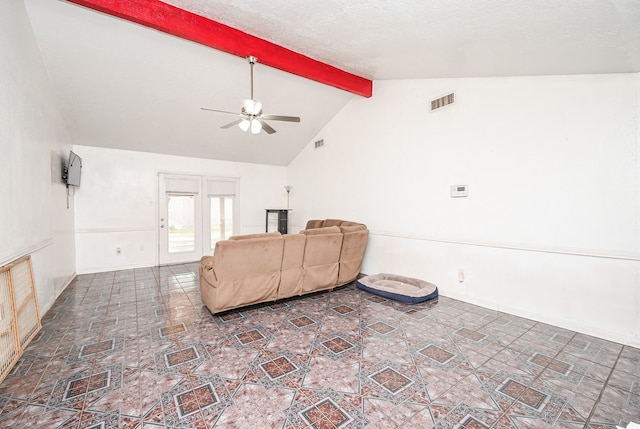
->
[265,209,289,234]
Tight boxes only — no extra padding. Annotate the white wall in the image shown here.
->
[73,145,288,273]
[0,1,76,314]
[287,73,640,346]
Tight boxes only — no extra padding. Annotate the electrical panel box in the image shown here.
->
[450,185,468,197]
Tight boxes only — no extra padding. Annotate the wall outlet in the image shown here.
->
[458,269,465,282]
[116,247,121,255]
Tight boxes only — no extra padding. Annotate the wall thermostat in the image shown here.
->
[450,185,468,197]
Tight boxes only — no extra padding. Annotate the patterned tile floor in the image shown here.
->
[1,263,639,428]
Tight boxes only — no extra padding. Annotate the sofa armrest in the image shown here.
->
[322,219,344,227]
[304,219,325,229]
[199,256,217,286]
[337,226,369,285]
[229,231,281,240]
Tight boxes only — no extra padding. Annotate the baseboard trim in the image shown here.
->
[442,290,639,348]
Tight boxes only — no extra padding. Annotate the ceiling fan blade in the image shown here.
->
[262,114,301,123]
[259,119,277,134]
[201,107,239,115]
[221,119,243,129]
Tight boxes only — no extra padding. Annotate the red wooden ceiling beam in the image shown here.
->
[65,0,373,98]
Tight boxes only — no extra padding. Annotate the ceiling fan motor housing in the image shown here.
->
[242,99,262,116]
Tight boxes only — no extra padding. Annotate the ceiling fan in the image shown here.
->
[201,56,301,135]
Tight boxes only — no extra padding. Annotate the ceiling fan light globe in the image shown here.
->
[250,119,262,134]
[238,119,250,132]
[243,99,262,115]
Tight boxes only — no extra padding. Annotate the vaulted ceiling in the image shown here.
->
[24,0,640,166]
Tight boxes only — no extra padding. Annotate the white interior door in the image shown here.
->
[158,174,202,265]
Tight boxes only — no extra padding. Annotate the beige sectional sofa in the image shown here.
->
[199,219,368,314]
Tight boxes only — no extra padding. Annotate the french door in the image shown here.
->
[158,174,239,265]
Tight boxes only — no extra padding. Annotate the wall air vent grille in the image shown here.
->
[314,139,324,149]
[431,93,455,111]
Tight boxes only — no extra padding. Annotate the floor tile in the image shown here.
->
[0,262,638,428]
[213,383,294,428]
[588,385,640,428]
[363,397,433,428]
[303,356,360,393]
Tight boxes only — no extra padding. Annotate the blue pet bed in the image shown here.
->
[356,273,438,304]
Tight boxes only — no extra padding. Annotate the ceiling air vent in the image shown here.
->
[430,92,455,111]
[314,139,324,149]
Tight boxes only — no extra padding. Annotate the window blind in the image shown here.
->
[207,179,236,197]
[164,177,199,195]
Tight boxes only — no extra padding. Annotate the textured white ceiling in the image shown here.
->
[24,0,640,166]
[164,0,640,79]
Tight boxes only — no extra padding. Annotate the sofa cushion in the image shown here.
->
[340,221,365,228]
[278,234,306,299]
[300,225,341,236]
[339,224,366,233]
[301,226,343,293]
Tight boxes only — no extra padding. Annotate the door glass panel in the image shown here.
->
[210,198,221,249]
[223,197,234,240]
[167,194,195,253]
[210,196,235,249]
